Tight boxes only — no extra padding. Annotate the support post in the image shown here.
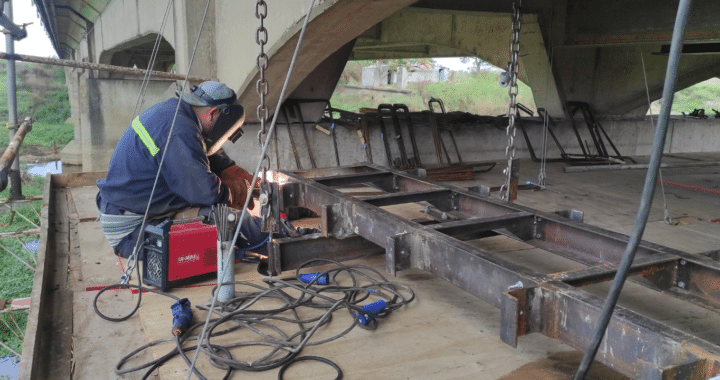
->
[4,1,21,200]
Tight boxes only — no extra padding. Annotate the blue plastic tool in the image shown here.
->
[299,272,329,285]
[171,298,193,336]
[356,299,387,325]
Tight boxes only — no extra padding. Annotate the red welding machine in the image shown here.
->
[142,220,226,291]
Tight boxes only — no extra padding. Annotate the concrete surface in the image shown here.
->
[57,153,720,379]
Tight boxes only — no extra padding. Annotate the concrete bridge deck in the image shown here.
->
[20,153,720,379]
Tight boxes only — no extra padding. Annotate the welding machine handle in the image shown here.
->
[171,298,193,336]
[299,272,329,285]
[355,299,387,325]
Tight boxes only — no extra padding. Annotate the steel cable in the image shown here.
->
[573,0,693,377]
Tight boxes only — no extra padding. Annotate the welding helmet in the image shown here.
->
[177,81,245,155]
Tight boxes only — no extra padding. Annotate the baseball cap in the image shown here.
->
[178,81,237,110]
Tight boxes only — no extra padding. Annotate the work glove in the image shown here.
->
[221,165,255,210]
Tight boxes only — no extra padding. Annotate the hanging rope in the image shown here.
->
[188,0,319,377]
[640,50,675,225]
[499,0,522,201]
[119,0,214,292]
[538,11,554,188]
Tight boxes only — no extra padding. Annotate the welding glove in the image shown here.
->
[221,165,255,210]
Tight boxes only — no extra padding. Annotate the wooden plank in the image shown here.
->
[18,167,54,379]
[50,171,108,188]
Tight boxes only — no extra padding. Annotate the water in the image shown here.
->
[26,161,62,177]
[0,356,19,379]
[22,240,39,252]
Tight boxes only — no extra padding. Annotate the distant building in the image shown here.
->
[361,62,448,89]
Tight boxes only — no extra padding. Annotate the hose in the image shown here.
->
[573,0,694,378]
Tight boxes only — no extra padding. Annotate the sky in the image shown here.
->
[433,57,474,72]
[3,0,57,57]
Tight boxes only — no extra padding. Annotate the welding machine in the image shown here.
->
[141,219,226,291]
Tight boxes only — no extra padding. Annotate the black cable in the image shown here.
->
[95,259,415,378]
[278,356,342,380]
[573,0,694,378]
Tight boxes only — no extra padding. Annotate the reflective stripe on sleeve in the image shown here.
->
[131,116,160,156]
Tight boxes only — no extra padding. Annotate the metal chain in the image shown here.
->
[255,0,270,182]
[499,0,522,201]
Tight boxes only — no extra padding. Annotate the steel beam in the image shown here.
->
[271,164,720,378]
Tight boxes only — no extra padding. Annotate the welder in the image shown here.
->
[95,80,268,259]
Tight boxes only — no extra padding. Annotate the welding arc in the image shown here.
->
[105,260,414,379]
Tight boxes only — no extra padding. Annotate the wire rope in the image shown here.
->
[131,0,175,118]
[640,50,675,225]
[188,0,319,376]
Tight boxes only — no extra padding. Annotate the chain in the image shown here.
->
[499,0,522,201]
[255,0,270,183]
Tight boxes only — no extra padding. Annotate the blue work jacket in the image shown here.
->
[97,98,232,216]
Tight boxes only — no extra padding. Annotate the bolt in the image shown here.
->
[535,234,542,239]
[680,259,686,265]
[678,281,686,288]
[441,212,448,220]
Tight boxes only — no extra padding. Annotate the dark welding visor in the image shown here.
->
[205,103,245,156]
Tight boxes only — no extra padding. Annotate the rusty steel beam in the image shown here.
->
[271,164,720,378]
[0,52,210,82]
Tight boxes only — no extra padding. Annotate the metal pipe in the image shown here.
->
[0,51,211,82]
[572,0,694,378]
[4,1,21,199]
[0,117,32,192]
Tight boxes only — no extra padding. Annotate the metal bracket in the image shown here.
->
[386,233,411,276]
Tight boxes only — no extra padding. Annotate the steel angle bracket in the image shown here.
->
[386,233,411,276]
[504,281,720,379]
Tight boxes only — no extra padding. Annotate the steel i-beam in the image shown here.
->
[269,164,720,379]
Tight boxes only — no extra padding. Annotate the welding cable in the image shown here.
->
[190,2,322,374]
[573,0,693,378]
[234,234,270,263]
[91,267,180,323]
[107,260,415,378]
[199,262,413,371]
[277,356,342,380]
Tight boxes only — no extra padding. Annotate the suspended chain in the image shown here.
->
[499,0,522,201]
[256,0,270,181]
[255,0,276,233]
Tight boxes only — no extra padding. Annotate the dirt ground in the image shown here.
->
[20,145,60,164]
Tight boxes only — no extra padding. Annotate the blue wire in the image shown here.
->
[235,235,270,262]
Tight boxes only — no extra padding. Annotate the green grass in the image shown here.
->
[0,175,42,357]
[331,69,536,114]
[0,157,45,358]
[0,121,74,148]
